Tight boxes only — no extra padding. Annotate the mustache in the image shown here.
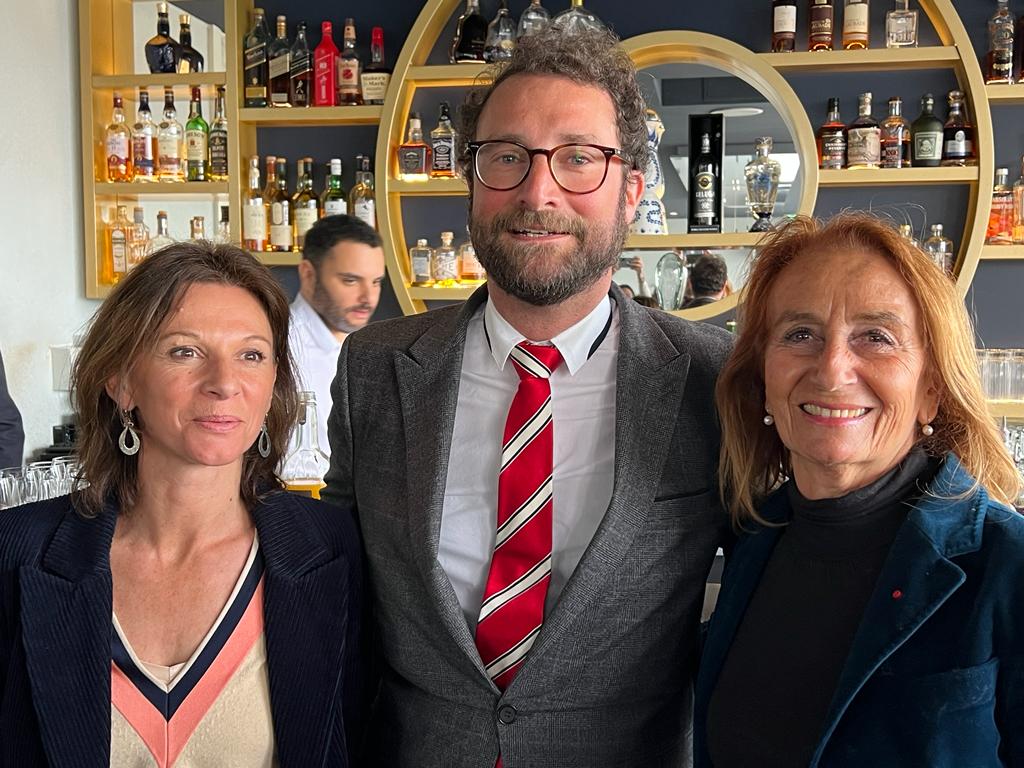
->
[344,304,374,313]
[489,209,586,240]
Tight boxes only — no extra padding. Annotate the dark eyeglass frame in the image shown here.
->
[467,140,632,194]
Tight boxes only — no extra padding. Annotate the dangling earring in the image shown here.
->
[763,414,775,426]
[920,423,934,437]
[257,421,271,458]
[118,409,140,456]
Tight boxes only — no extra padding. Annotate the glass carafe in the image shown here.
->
[280,391,330,496]
[744,137,782,232]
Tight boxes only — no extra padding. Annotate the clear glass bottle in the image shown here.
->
[398,113,431,181]
[817,97,846,169]
[157,87,184,182]
[846,92,880,169]
[910,93,943,167]
[131,89,158,182]
[292,158,320,250]
[128,207,150,269]
[772,1,798,52]
[451,0,489,63]
[177,14,204,73]
[208,86,229,181]
[145,2,179,74]
[987,167,1014,244]
[458,227,486,283]
[268,15,291,107]
[280,391,330,493]
[190,216,206,240]
[923,223,955,273]
[349,155,376,228]
[104,92,131,182]
[842,0,870,49]
[432,231,459,287]
[430,102,456,179]
[409,238,434,286]
[243,155,267,251]
[149,211,174,253]
[880,96,911,168]
[265,156,292,252]
[184,86,208,182]
[552,0,605,33]
[986,0,1016,84]
[485,0,517,61]
[289,22,312,107]
[337,18,363,106]
[361,27,391,106]
[313,22,339,106]
[243,8,271,107]
[940,90,976,166]
[897,223,920,248]
[216,206,230,244]
[744,137,782,232]
[1013,157,1024,244]
[517,0,550,39]
[885,0,918,48]
[102,205,131,285]
[809,0,835,51]
[321,158,348,216]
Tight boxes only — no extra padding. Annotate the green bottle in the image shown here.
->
[185,86,209,181]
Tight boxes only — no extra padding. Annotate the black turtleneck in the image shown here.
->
[706,449,938,768]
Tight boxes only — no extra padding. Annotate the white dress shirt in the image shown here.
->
[438,296,618,632]
[288,293,342,457]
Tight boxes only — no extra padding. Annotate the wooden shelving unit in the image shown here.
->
[237,105,382,126]
[761,46,960,73]
[409,285,478,301]
[625,233,763,249]
[406,64,492,87]
[250,250,302,267]
[95,181,229,196]
[818,167,980,187]
[986,84,1024,105]
[389,178,467,195]
[989,402,1024,420]
[92,72,227,89]
[981,245,1024,260]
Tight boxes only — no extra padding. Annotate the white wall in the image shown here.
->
[0,0,99,459]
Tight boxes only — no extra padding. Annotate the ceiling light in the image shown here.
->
[708,107,764,117]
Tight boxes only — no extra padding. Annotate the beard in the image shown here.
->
[469,181,629,306]
[310,279,372,334]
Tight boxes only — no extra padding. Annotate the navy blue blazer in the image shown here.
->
[0,490,366,768]
[695,454,1024,767]
[0,352,23,470]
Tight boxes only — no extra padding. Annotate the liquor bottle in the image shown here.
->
[1014,158,1024,243]
[216,206,230,244]
[361,27,391,106]
[105,93,131,182]
[843,0,870,49]
[910,93,943,167]
[880,96,911,168]
[243,155,268,251]
[157,87,185,182]
[430,102,457,179]
[987,167,1014,244]
[102,205,131,285]
[552,0,605,33]
[314,22,339,107]
[432,231,459,287]
[190,216,207,240]
[817,97,846,169]
[923,223,954,273]
[986,0,1016,84]
[349,155,376,227]
[846,92,881,169]
[289,22,312,108]
[264,157,291,252]
[208,86,229,181]
[130,89,158,182]
[484,0,517,62]
[337,19,363,106]
[744,137,782,232]
[517,0,551,39]
[897,223,920,248]
[885,0,918,48]
[129,207,150,270]
[292,158,320,250]
[458,227,486,283]
[772,1,798,52]
[243,9,271,108]
[451,0,489,63]
[940,90,976,166]
[279,391,330,493]
[321,159,348,216]
[690,133,720,231]
[398,113,431,182]
[177,14,204,73]
[149,211,174,253]
[409,239,434,286]
[145,2,179,74]
[268,15,292,107]
[809,0,835,51]
[185,86,209,182]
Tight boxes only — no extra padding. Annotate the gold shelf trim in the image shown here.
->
[389,178,469,195]
[92,72,227,88]
[985,84,1024,104]
[406,64,494,87]
[626,233,764,249]
[989,402,1024,419]
[408,285,479,300]
[237,106,382,126]
[761,46,959,72]
[250,251,303,267]
[818,167,979,187]
[95,182,229,195]
[981,245,1024,260]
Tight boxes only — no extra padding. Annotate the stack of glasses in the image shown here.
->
[0,457,79,510]
[977,349,1024,403]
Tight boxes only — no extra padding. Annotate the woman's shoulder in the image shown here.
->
[0,495,76,571]
[256,490,361,560]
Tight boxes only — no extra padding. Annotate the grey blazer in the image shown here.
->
[322,286,733,768]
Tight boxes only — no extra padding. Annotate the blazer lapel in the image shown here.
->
[20,502,115,768]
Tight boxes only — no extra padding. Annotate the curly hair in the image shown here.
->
[456,26,649,192]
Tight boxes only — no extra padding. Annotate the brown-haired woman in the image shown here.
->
[0,243,365,767]
[693,213,1024,767]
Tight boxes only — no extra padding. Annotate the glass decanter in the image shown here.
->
[744,137,782,232]
[484,0,516,62]
[517,0,551,38]
[551,0,604,34]
[654,251,688,311]
[279,391,330,494]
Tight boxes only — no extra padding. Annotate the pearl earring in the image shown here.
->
[763,414,775,426]
[921,423,934,437]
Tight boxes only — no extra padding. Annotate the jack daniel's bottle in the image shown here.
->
[690,133,720,232]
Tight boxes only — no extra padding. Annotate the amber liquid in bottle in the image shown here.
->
[817,97,846,169]
[808,0,834,50]
[772,1,798,52]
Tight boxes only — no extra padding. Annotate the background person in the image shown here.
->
[0,243,365,767]
[681,253,729,309]
[0,350,23,468]
[290,215,386,455]
[696,213,1024,767]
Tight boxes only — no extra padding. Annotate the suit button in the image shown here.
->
[497,704,517,725]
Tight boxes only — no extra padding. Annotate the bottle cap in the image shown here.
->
[330,158,342,174]
[179,14,190,25]
[372,26,384,43]
[133,207,145,222]
[157,2,168,13]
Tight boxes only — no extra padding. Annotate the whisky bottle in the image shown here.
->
[243,155,268,251]
[910,93,943,167]
[130,89,158,182]
[129,207,150,270]
[398,113,431,182]
[1014,157,1024,243]
[102,205,131,285]
[432,231,459,287]
[216,206,230,244]
[289,23,312,108]
[430,102,456,179]
[885,0,917,48]
[517,0,551,39]
[451,0,489,63]
[145,2,179,74]
[880,96,911,169]
[690,133,720,232]
[843,0,870,49]
[190,216,206,240]
[321,159,348,216]
[185,86,209,182]
[149,211,174,253]
[458,227,486,283]
[409,239,434,286]
[264,157,292,252]
[772,1,798,52]
[809,0,835,51]
[268,15,292,107]
[484,0,517,62]
[923,223,954,273]
[314,22,339,107]
[846,92,881,169]
[292,158,320,250]
[987,167,1014,244]
[940,90,976,166]
[817,97,846,169]
[243,9,271,107]
[897,223,920,248]
[552,0,605,32]
[986,0,1016,84]
[208,86,229,181]
[157,87,185,182]
[349,155,376,228]
[337,19,363,106]
[361,27,391,105]
[177,14,204,73]
[105,93,131,182]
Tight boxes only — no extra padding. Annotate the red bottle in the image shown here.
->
[313,21,339,106]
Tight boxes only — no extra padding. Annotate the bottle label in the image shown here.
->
[290,53,311,77]
[269,52,290,82]
[185,130,207,162]
[242,205,267,242]
[110,229,127,273]
[209,131,228,174]
[399,147,429,177]
[324,199,347,216]
[411,253,432,283]
[157,136,182,172]
[314,51,336,105]
[809,10,833,36]
[913,130,942,161]
[773,6,797,33]
[106,135,129,164]
[432,136,455,173]
[847,127,881,165]
[244,42,267,71]
[882,142,908,168]
[294,206,319,240]
[944,130,972,158]
[844,4,868,34]
[693,171,717,220]
[132,135,155,175]
[460,249,485,279]
[354,199,375,228]
[821,133,847,168]
[361,72,390,102]
[338,59,361,94]
[433,251,458,281]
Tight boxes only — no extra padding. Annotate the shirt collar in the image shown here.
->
[291,293,343,352]
[483,294,614,376]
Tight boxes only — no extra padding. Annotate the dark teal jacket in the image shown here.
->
[695,454,1024,767]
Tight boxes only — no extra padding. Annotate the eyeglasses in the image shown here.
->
[467,140,631,194]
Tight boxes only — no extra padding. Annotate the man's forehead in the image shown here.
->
[323,241,385,269]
